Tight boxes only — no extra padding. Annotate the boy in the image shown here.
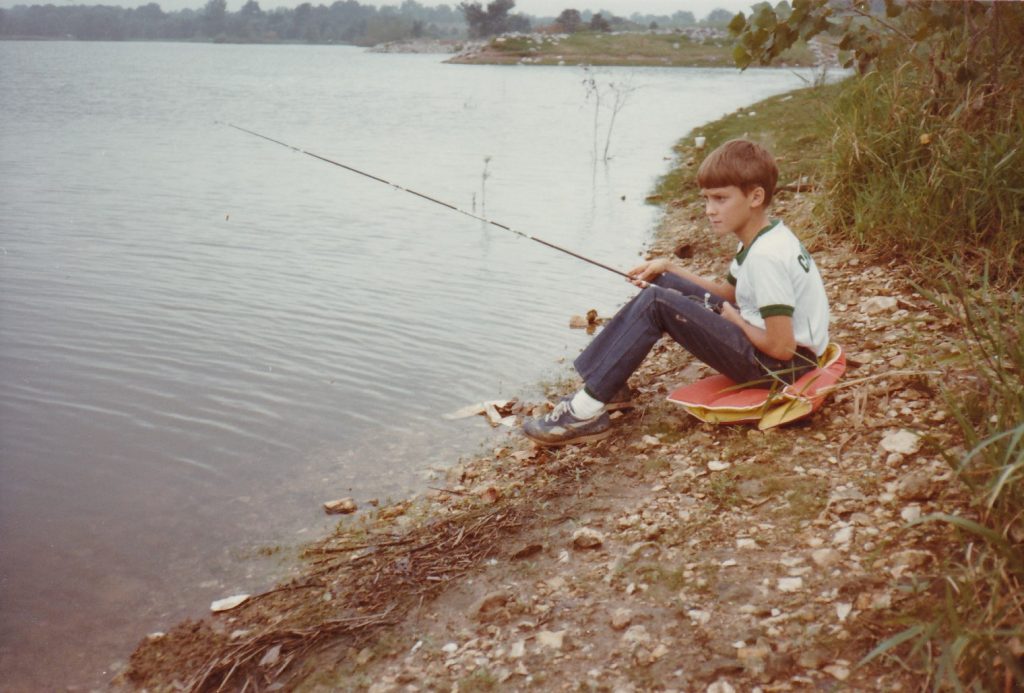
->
[523,139,830,446]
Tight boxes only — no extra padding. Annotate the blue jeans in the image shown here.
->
[574,273,815,402]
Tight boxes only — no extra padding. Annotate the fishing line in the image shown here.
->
[218,122,633,281]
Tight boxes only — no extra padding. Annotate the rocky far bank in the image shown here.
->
[120,153,969,690]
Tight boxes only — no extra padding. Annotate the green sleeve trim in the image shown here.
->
[726,272,737,286]
[760,304,794,318]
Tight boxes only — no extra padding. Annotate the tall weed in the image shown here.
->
[812,2,1024,685]
[892,270,1024,689]
[823,9,1024,284]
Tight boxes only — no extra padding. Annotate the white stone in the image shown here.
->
[441,642,459,655]
[862,296,898,314]
[812,548,842,567]
[707,681,737,693]
[836,603,853,622]
[708,460,730,472]
[622,624,651,645]
[258,644,281,667]
[687,609,712,625]
[610,608,633,631]
[832,526,854,545]
[824,664,851,680]
[210,594,250,612]
[736,538,758,550]
[509,640,526,659]
[901,505,922,522]
[536,630,566,651]
[778,577,804,592]
[880,430,922,455]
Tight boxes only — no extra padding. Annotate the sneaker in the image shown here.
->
[605,385,636,412]
[522,399,612,447]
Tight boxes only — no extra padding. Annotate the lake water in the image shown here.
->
[0,41,816,689]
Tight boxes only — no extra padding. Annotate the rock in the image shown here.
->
[210,594,250,612]
[622,625,651,646]
[901,504,922,522]
[737,641,770,675]
[811,548,842,567]
[640,434,661,448]
[707,680,737,693]
[824,664,850,680]
[441,642,459,655]
[832,526,854,545]
[890,354,908,368]
[258,644,281,667]
[509,639,526,659]
[572,527,605,550]
[610,608,633,631]
[377,501,408,519]
[323,498,357,515]
[536,629,566,651]
[511,543,544,560]
[897,471,940,501]
[862,296,898,315]
[880,430,922,455]
[470,590,510,622]
[778,577,803,593]
[708,460,730,472]
[797,647,827,669]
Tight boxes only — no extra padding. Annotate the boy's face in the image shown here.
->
[700,185,765,238]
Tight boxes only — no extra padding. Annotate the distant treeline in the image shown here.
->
[0,0,464,45]
[0,0,724,46]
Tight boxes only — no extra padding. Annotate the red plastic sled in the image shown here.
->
[667,343,846,429]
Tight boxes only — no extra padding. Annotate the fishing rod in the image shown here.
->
[218,122,633,281]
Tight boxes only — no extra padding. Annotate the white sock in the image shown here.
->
[570,389,605,419]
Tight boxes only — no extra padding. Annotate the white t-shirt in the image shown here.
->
[727,220,830,357]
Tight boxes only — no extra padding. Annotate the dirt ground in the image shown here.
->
[119,190,970,692]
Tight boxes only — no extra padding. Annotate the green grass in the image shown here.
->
[823,66,1024,284]
[654,79,842,206]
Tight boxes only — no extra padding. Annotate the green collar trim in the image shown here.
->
[735,219,780,265]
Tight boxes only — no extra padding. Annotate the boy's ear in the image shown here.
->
[748,186,766,208]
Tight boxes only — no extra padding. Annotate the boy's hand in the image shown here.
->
[627,258,671,287]
[719,301,742,325]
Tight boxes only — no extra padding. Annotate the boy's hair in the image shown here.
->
[697,139,779,205]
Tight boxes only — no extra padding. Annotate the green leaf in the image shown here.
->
[754,5,777,30]
[728,11,747,35]
[733,44,752,69]
[859,625,926,667]
[916,513,1015,560]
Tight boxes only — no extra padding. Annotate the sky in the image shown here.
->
[0,0,759,20]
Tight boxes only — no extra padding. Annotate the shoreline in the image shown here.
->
[119,85,966,691]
